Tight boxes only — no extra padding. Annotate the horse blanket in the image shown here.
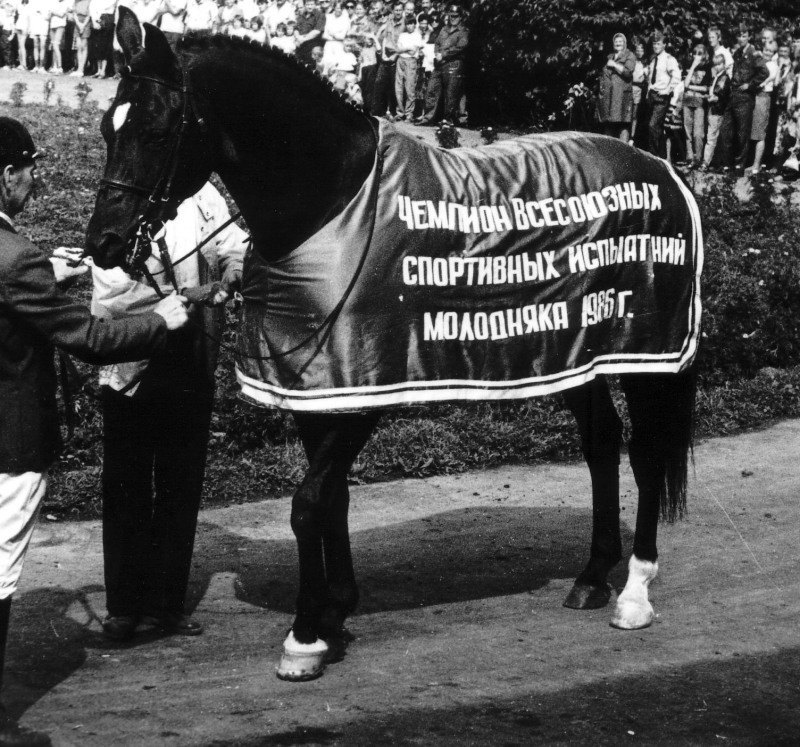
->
[236,121,702,412]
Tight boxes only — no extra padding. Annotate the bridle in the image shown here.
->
[98,63,207,287]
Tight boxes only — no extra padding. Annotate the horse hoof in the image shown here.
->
[276,630,328,681]
[610,599,654,630]
[563,582,612,610]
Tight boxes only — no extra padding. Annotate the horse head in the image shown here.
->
[85,6,214,271]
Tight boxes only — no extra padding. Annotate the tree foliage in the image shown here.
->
[466,0,800,126]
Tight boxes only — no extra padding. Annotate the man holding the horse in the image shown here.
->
[0,116,190,747]
[91,182,246,642]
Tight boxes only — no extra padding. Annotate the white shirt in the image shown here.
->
[158,0,187,33]
[184,0,215,30]
[88,0,115,23]
[271,33,295,53]
[48,0,70,28]
[263,0,293,34]
[396,29,421,58]
[127,0,163,26]
[91,183,247,395]
[647,51,681,96]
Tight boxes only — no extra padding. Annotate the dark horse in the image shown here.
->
[86,9,697,681]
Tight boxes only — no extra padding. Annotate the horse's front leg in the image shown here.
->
[562,377,624,610]
[278,412,379,681]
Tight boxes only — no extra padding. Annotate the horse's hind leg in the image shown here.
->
[278,411,379,681]
[613,371,693,630]
[562,376,624,610]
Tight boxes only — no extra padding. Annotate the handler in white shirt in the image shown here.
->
[91,182,247,642]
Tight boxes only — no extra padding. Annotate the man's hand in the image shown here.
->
[52,246,85,266]
[50,247,89,286]
[153,292,190,330]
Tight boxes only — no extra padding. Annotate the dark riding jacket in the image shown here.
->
[0,216,167,473]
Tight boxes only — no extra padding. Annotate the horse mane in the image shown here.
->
[176,33,369,118]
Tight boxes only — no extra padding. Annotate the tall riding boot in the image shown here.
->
[0,596,51,747]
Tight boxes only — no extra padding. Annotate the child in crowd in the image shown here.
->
[272,21,296,54]
[247,16,269,44]
[682,44,710,167]
[229,15,248,37]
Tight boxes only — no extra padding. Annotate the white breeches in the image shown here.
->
[0,472,47,600]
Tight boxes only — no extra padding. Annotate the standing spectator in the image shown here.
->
[718,24,768,173]
[682,44,709,167]
[749,37,779,173]
[645,31,680,157]
[264,0,295,35]
[351,2,379,112]
[217,0,239,34]
[70,0,91,75]
[372,0,404,118]
[597,32,636,142]
[414,11,433,118]
[394,13,421,120]
[159,0,188,48]
[321,1,350,70]
[0,0,15,67]
[664,78,685,164]
[701,52,731,169]
[48,0,69,72]
[92,182,244,645]
[14,0,31,70]
[185,0,216,37]
[129,0,164,28]
[295,0,325,66]
[88,0,115,76]
[27,0,48,72]
[417,1,467,125]
[630,36,647,146]
[708,26,733,77]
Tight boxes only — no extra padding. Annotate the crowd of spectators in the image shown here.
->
[598,23,800,175]
[0,0,469,126]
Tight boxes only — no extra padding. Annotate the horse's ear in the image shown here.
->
[143,22,177,74]
[116,6,142,63]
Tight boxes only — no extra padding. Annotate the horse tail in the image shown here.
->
[660,363,696,523]
[621,363,696,523]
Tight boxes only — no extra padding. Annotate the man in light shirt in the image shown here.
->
[160,0,189,47]
[645,31,681,157]
[185,0,216,36]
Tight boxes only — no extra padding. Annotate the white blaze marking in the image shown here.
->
[112,102,131,132]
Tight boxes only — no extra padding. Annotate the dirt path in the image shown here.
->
[6,420,800,745]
